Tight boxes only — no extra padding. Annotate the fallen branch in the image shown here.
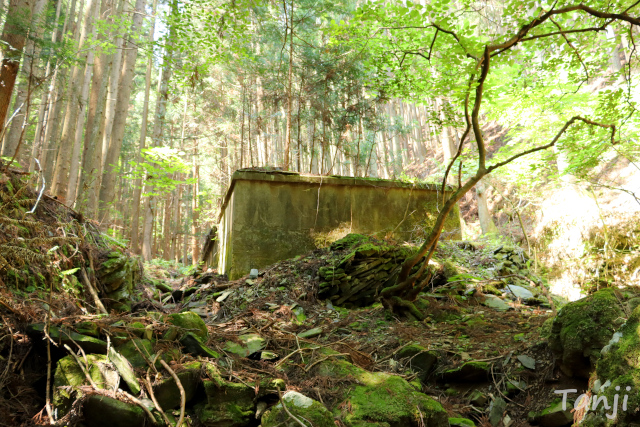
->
[80,268,107,315]
[278,390,309,427]
[159,359,185,427]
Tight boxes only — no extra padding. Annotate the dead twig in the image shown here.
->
[80,268,107,315]
[160,359,185,427]
[278,390,309,427]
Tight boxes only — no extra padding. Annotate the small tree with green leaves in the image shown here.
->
[340,0,640,318]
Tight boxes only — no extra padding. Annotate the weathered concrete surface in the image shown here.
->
[208,170,461,279]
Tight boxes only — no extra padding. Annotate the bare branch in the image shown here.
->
[486,116,617,173]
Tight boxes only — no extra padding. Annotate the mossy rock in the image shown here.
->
[165,311,208,341]
[313,349,448,427]
[196,370,255,427]
[440,361,490,383]
[449,418,476,427]
[53,354,120,416]
[116,338,155,368]
[396,344,438,381]
[153,361,202,410]
[27,323,107,354]
[527,399,573,427]
[262,391,335,427]
[82,395,145,427]
[548,288,626,378]
[74,321,100,337]
[330,234,371,251]
[583,305,640,426]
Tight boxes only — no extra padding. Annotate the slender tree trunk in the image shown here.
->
[476,179,499,235]
[2,0,47,165]
[0,0,34,151]
[140,37,174,260]
[51,0,97,201]
[68,1,102,205]
[41,0,79,185]
[76,0,115,216]
[283,0,293,170]
[28,0,63,176]
[98,0,147,222]
[129,0,158,252]
[191,138,200,265]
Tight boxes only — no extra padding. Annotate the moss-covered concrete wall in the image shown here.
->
[212,171,461,279]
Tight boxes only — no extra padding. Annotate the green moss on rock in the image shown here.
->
[548,288,626,377]
[165,311,208,341]
[53,354,120,416]
[313,348,448,427]
[262,391,335,427]
[82,395,145,427]
[582,305,640,426]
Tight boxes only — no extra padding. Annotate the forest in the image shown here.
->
[0,0,639,426]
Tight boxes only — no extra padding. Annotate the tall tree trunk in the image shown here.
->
[476,179,499,235]
[129,0,158,252]
[76,0,116,215]
[68,0,102,205]
[99,0,127,173]
[1,0,47,165]
[283,0,293,170]
[140,37,174,260]
[51,0,97,201]
[98,0,147,222]
[41,0,79,185]
[28,0,63,176]
[0,0,34,152]
[191,138,200,265]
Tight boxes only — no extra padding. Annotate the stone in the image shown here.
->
[108,347,140,394]
[74,321,100,337]
[527,400,573,427]
[249,268,259,279]
[489,397,507,427]
[262,391,335,427]
[468,390,488,406]
[503,285,535,301]
[313,348,449,427]
[82,395,145,427]
[27,323,107,354]
[482,294,512,312]
[396,344,438,381]
[153,361,202,410]
[224,333,266,357]
[181,332,220,358]
[297,327,323,339]
[440,361,490,383]
[165,311,209,342]
[582,305,640,426]
[449,418,476,427]
[116,339,154,368]
[517,355,536,370]
[53,354,120,417]
[548,288,625,378]
[195,365,256,427]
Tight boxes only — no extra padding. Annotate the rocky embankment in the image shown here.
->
[3,171,640,426]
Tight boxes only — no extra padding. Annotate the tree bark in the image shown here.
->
[1,0,47,165]
[476,179,499,235]
[97,0,146,222]
[129,0,158,252]
[0,0,34,152]
[50,0,97,201]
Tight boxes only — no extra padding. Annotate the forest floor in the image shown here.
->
[0,168,619,427]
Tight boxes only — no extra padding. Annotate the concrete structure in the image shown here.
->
[205,170,461,279]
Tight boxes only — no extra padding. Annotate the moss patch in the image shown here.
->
[548,288,626,378]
